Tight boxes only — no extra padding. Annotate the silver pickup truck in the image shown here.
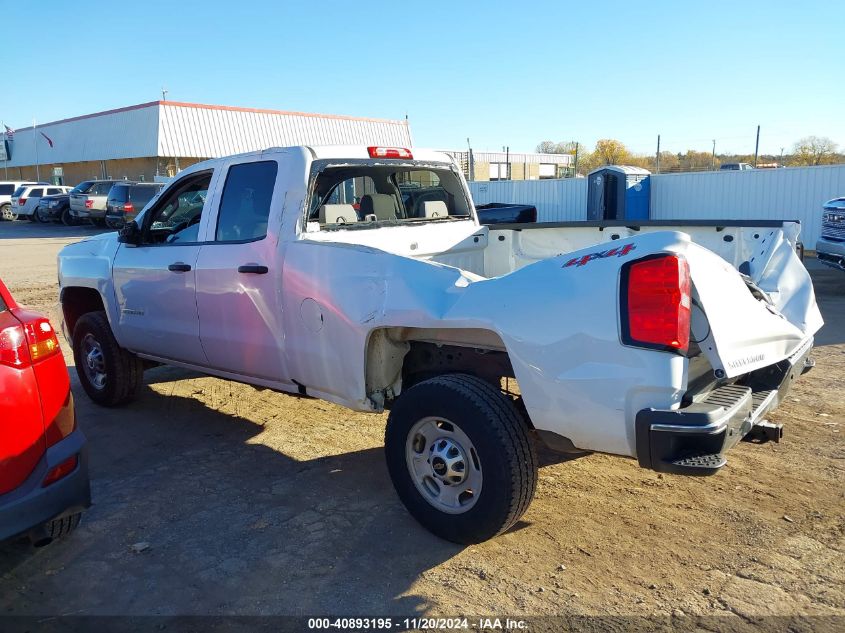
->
[69,180,117,226]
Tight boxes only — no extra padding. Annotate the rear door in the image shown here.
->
[194,155,290,382]
[112,170,217,365]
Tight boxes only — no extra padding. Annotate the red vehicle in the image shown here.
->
[0,278,89,545]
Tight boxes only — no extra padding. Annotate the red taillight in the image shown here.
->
[623,255,691,353]
[18,198,27,206]
[42,455,78,487]
[367,146,413,159]
[85,199,94,208]
[123,203,134,212]
[0,315,61,368]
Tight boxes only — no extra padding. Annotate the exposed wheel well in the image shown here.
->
[365,327,516,405]
[61,287,106,335]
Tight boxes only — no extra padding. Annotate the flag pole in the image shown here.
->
[33,118,41,182]
[2,121,7,180]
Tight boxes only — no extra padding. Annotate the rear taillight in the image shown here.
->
[622,254,691,353]
[42,455,78,487]
[18,198,26,206]
[0,315,61,368]
[123,203,134,213]
[85,199,94,208]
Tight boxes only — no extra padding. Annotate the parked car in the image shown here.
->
[0,278,90,546]
[816,197,845,271]
[720,162,754,171]
[105,182,164,229]
[1,181,48,221]
[35,193,72,224]
[58,145,821,544]
[69,180,117,226]
[10,185,71,222]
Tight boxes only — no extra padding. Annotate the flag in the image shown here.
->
[3,124,13,139]
[40,131,53,148]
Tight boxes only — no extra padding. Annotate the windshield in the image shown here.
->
[71,180,95,194]
[308,164,472,229]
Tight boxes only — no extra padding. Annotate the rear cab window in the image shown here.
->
[308,162,471,229]
[71,181,95,194]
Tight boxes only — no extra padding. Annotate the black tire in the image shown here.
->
[385,373,537,544]
[0,203,11,221]
[28,211,39,222]
[72,311,143,406]
[35,206,51,223]
[61,207,76,226]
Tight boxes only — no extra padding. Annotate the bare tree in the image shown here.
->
[790,136,839,166]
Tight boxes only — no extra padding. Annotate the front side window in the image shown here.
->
[142,172,212,245]
[215,161,277,242]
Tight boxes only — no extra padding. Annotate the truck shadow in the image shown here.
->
[0,365,584,616]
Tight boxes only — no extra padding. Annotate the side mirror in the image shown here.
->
[118,220,141,245]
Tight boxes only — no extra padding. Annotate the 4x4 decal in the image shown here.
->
[563,243,637,268]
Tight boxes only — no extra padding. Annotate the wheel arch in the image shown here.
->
[364,326,516,405]
[60,286,107,337]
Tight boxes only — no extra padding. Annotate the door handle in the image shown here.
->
[237,264,269,274]
[168,262,192,272]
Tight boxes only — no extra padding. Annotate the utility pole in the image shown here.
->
[780,147,784,166]
[573,142,579,177]
[655,135,661,173]
[505,145,510,180]
[754,125,760,167]
[161,87,168,101]
[711,139,716,171]
[466,137,474,181]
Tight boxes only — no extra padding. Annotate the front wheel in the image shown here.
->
[72,311,144,406]
[385,373,537,544]
[0,204,15,221]
[35,206,51,223]
[61,207,77,226]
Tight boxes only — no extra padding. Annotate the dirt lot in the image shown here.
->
[0,221,843,623]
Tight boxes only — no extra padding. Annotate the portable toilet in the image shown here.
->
[586,166,650,221]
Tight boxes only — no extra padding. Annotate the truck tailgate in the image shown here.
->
[686,227,823,378]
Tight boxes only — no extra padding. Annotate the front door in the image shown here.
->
[194,156,290,383]
[112,170,215,365]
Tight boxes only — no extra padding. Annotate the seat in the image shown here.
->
[359,194,396,221]
[421,200,448,218]
[319,204,358,224]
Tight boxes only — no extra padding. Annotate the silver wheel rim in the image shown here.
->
[81,333,107,390]
[405,416,482,514]
[2,206,16,221]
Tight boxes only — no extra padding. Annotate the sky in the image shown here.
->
[3,0,843,157]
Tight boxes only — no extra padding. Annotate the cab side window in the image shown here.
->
[142,172,212,245]
[215,161,278,242]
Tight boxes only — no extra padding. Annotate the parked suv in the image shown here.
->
[1,181,48,221]
[816,197,845,271]
[11,185,71,222]
[105,182,164,229]
[719,162,754,171]
[69,180,117,226]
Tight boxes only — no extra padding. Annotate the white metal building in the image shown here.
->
[1,101,414,184]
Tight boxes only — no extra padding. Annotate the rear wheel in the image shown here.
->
[385,373,537,544]
[72,311,143,406]
[32,513,83,547]
[28,212,39,222]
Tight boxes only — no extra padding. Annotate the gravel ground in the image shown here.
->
[0,221,843,624]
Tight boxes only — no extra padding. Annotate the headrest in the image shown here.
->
[359,194,395,220]
[319,204,358,224]
[422,200,448,218]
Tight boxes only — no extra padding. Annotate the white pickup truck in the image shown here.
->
[58,146,823,543]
